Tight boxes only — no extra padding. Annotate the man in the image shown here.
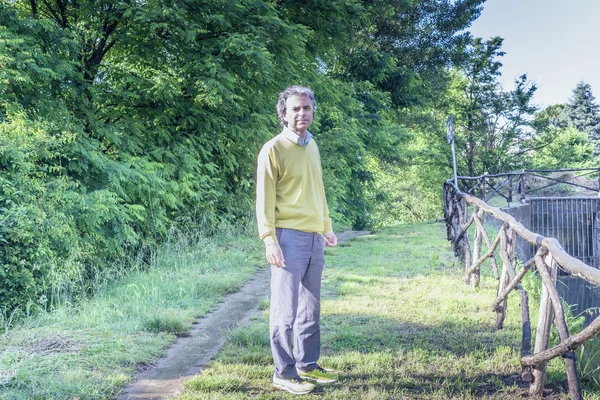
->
[256,85,339,395]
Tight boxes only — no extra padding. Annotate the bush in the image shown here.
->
[0,108,85,312]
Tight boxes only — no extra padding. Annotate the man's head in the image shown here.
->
[277,86,317,134]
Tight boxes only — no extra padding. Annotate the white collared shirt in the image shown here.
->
[285,127,312,147]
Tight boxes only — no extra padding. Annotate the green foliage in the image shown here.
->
[529,127,598,169]
[577,331,600,388]
[0,224,261,399]
[0,0,495,311]
[567,81,600,148]
[367,156,444,226]
[0,105,84,313]
[450,38,538,176]
[549,304,600,390]
[520,269,542,303]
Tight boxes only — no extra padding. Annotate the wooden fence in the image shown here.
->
[451,168,600,206]
[444,173,600,399]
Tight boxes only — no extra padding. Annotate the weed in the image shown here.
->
[143,311,190,335]
[258,297,270,311]
[226,324,269,348]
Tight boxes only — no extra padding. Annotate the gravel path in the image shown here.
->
[117,231,370,400]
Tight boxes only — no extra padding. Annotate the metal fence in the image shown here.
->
[529,197,600,268]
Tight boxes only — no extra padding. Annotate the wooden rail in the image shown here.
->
[451,168,600,206]
[444,179,600,399]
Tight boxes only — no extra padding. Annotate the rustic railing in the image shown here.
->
[451,168,600,207]
[444,170,600,400]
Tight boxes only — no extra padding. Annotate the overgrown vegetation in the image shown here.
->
[0,224,262,399]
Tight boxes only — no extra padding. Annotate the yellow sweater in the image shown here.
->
[256,129,333,245]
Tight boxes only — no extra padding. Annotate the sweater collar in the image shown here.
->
[283,127,312,147]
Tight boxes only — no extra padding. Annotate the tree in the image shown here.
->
[328,0,486,108]
[526,104,598,169]
[0,0,509,312]
[529,128,597,169]
[450,37,538,176]
[566,81,600,153]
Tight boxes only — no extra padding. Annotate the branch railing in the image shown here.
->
[444,176,600,399]
[451,168,600,207]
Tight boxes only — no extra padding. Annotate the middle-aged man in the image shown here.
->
[256,85,339,395]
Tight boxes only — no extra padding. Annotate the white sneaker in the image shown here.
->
[272,375,315,395]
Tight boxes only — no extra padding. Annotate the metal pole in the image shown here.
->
[447,116,458,188]
[451,139,458,188]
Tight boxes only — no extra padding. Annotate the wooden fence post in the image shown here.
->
[482,176,487,201]
[508,175,513,206]
[495,228,510,330]
[530,250,555,396]
[460,198,472,285]
[535,257,582,399]
[444,184,453,241]
[520,172,526,203]
[472,207,482,287]
[519,286,533,382]
[472,210,500,280]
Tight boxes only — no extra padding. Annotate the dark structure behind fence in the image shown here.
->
[530,197,600,269]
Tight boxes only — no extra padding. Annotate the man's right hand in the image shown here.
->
[266,243,286,268]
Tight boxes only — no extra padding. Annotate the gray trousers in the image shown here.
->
[270,228,324,379]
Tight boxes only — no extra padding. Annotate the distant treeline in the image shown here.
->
[1,0,599,313]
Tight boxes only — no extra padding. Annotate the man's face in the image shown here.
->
[283,95,313,135]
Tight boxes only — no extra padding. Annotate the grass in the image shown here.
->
[2,221,599,399]
[176,221,600,400]
[0,226,264,400]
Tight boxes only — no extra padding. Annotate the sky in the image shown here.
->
[468,0,600,109]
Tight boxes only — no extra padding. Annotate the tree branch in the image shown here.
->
[41,0,64,27]
[55,0,68,28]
[83,12,122,82]
[29,0,38,18]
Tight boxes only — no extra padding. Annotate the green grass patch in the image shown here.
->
[0,228,263,400]
[175,221,596,399]
[3,221,599,399]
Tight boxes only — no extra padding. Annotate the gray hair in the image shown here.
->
[276,85,317,128]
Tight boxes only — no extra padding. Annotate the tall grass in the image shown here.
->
[0,222,263,400]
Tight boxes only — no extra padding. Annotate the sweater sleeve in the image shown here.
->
[318,151,333,234]
[256,144,278,245]
[323,201,333,234]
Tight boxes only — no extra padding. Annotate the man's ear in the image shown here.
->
[282,111,288,123]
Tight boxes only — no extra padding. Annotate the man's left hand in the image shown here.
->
[324,232,337,247]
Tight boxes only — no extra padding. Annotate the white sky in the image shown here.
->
[468,0,600,109]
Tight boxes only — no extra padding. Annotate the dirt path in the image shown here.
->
[117,231,369,400]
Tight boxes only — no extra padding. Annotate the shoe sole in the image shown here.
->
[299,376,338,384]
[272,383,314,395]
